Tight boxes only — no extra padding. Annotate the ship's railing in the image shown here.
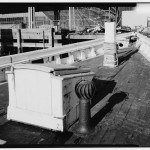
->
[0,32,132,69]
[136,32,150,62]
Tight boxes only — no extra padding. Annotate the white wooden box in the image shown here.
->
[7,64,95,132]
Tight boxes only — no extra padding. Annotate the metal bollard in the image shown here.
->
[75,79,96,136]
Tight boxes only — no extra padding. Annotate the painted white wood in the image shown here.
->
[51,77,64,118]
[80,50,86,60]
[0,32,132,69]
[67,53,74,64]
[105,22,116,43]
[139,42,150,62]
[13,63,78,72]
[96,47,104,55]
[43,57,49,63]
[89,47,96,58]
[103,54,118,68]
[0,56,11,67]
[7,64,95,131]
[7,107,64,131]
[71,51,81,61]
[135,40,142,49]
[55,55,61,64]
[7,72,17,108]
[14,69,52,114]
[60,57,68,64]
[7,71,17,120]
[43,56,53,64]
[103,22,117,68]
[136,33,150,62]
[117,40,129,49]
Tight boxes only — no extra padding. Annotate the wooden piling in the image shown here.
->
[48,28,54,48]
[17,29,22,53]
[43,30,45,49]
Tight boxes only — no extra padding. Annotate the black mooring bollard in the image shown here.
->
[75,79,96,136]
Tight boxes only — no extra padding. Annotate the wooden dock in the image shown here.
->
[0,46,150,147]
[0,28,105,56]
[0,28,61,56]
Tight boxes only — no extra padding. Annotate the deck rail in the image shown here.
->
[0,32,132,69]
[136,32,150,62]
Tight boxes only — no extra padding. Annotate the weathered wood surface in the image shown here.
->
[0,28,55,49]
[0,42,61,48]
[1,47,150,147]
[0,29,53,40]
[69,34,104,40]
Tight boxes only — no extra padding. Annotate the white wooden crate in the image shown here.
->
[7,64,95,132]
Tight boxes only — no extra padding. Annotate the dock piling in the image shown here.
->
[17,29,22,54]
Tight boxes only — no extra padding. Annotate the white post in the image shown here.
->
[67,52,74,64]
[80,50,86,61]
[89,47,96,58]
[55,55,61,64]
[7,70,17,120]
[103,22,118,67]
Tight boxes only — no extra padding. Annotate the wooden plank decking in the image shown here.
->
[0,46,150,147]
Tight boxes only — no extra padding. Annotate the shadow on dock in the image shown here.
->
[118,46,138,65]
[91,75,129,127]
[0,121,73,146]
[91,91,129,127]
[91,78,116,107]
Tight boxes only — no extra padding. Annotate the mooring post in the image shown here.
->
[75,79,96,136]
[103,22,118,67]
[17,29,22,53]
